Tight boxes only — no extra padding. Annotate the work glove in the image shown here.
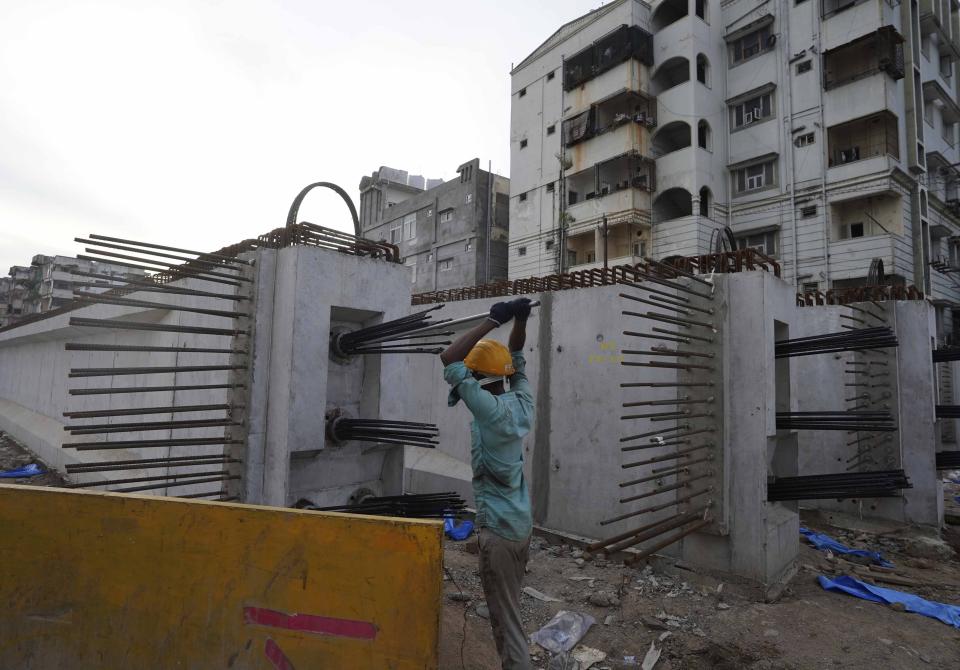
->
[487,301,513,326]
[508,297,532,320]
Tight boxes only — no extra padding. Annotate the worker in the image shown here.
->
[440,297,534,670]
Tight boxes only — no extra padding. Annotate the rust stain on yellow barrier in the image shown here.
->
[0,484,443,669]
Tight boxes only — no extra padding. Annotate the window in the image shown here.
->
[796,60,812,74]
[925,102,934,126]
[547,124,556,135]
[545,239,555,249]
[736,230,778,256]
[518,246,527,256]
[633,241,646,257]
[698,120,711,150]
[586,251,596,263]
[731,91,773,129]
[547,70,556,81]
[568,191,579,205]
[427,253,434,262]
[466,193,473,204]
[567,250,577,267]
[519,87,527,97]
[439,209,454,223]
[802,281,819,293]
[794,132,815,147]
[733,159,776,194]
[696,54,710,86]
[801,205,817,218]
[439,259,453,271]
[696,0,707,21]
[403,213,416,241]
[519,139,528,149]
[405,260,417,283]
[389,225,402,244]
[465,241,473,252]
[519,192,528,202]
[729,26,773,66]
[546,182,555,192]
[839,222,865,239]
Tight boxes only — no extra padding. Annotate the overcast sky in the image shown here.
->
[0,0,598,272]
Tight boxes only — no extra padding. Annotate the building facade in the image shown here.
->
[0,256,145,328]
[358,158,510,293]
[509,0,960,328]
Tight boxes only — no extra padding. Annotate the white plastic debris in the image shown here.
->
[641,641,662,670]
[523,586,563,602]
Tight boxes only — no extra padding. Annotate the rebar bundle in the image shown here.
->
[327,418,439,448]
[774,327,898,358]
[933,347,960,363]
[302,492,466,519]
[935,405,960,419]
[767,470,910,501]
[776,411,896,432]
[332,306,453,356]
[936,451,960,470]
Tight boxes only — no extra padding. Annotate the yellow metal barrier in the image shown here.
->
[0,484,443,669]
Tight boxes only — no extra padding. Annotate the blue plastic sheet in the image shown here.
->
[819,575,960,629]
[444,516,474,541]
[800,526,893,567]
[0,463,43,478]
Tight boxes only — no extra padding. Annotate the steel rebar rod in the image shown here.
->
[587,507,704,552]
[647,294,714,315]
[68,470,231,489]
[621,382,714,388]
[601,487,713,525]
[87,232,251,265]
[620,293,692,316]
[618,474,713,504]
[644,257,715,288]
[67,271,245,300]
[70,384,243,396]
[625,518,713,565]
[75,254,242,287]
[623,348,713,359]
[64,437,243,450]
[67,456,239,473]
[619,465,690,489]
[651,455,712,473]
[72,293,246,319]
[69,317,244,337]
[619,424,691,443]
[622,444,713,469]
[621,428,716,449]
[65,343,241,354]
[66,418,238,434]
[80,248,247,283]
[76,237,244,272]
[618,279,691,303]
[623,311,716,331]
[623,397,713,407]
[622,330,691,344]
[109,474,240,494]
[652,327,713,343]
[622,361,715,372]
[69,365,246,378]
[601,509,709,555]
[63,403,231,419]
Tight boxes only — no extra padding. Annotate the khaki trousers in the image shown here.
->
[478,527,532,670]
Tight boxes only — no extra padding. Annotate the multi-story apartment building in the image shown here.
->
[509,0,960,332]
[0,256,145,328]
[358,158,510,293]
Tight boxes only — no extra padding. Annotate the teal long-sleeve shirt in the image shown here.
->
[443,351,534,542]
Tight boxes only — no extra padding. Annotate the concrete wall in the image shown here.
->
[0,275,242,496]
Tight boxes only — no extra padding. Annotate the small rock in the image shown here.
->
[888,602,906,612]
[582,552,594,562]
[572,549,584,558]
[879,638,893,646]
[919,653,932,664]
[464,538,479,555]
[475,603,489,619]
[588,591,620,607]
[448,592,471,602]
[642,616,668,631]
[692,626,707,637]
[666,620,681,628]
[604,614,617,625]
[909,558,934,570]
[716,602,731,610]
[763,629,780,638]
[575,558,585,567]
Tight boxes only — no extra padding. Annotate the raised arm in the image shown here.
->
[508,298,531,352]
[440,302,513,366]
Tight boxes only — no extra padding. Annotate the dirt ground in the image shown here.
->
[441,500,960,669]
[4,430,960,668]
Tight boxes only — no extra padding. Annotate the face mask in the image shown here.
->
[478,376,506,388]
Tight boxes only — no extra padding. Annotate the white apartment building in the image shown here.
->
[509,0,960,333]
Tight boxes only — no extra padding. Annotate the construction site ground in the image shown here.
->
[3,432,959,669]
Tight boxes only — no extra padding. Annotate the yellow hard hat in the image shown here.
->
[464,339,515,377]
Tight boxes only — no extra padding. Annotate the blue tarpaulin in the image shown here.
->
[819,575,960,629]
[0,463,43,479]
[800,527,893,567]
[444,516,474,541]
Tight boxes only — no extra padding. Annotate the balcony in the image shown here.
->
[823,27,904,91]
[563,90,655,170]
[565,60,650,115]
[827,111,900,169]
[566,152,655,228]
[651,0,687,32]
[566,221,648,270]
[650,56,689,96]
[564,24,654,92]
[821,0,897,51]
[923,79,960,124]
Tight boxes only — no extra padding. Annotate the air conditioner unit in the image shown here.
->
[744,111,754,124]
